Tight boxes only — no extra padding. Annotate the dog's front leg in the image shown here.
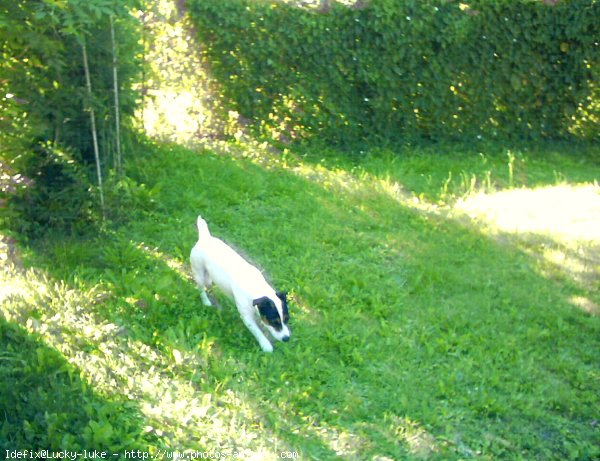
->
[240,313,274,353]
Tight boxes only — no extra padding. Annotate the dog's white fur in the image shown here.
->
[190,216,290,352]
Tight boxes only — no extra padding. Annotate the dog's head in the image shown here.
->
[253,291,290,343]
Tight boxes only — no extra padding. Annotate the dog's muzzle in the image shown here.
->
[282,335,290,342]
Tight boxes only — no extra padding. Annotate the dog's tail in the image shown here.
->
[196,215,211,238]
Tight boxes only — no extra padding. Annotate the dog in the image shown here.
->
[190,216,290,352]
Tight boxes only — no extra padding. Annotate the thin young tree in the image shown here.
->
[81,35,105,217]
[110,14,122,175]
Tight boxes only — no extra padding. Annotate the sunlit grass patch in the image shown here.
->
[0,257,151,450]
[456,183,600,242]
[454,183,600,296]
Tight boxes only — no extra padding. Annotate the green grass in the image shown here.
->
[1,140,599,459]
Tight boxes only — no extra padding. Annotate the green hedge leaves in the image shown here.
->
[188,0,599,144]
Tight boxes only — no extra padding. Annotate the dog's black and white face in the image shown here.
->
[253,292,290,343]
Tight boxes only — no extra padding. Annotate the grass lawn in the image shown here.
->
[1,139,599,459]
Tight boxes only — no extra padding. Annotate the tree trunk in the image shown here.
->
[110,15,122,175]
[81,37,105,218]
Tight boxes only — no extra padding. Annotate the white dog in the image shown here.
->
[190,216,290,352]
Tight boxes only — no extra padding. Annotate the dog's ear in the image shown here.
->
[253,297,272,316]
[253,296,268,307]
[276,291,288,302]
[253,297,282,327]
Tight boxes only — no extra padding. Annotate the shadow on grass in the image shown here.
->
[6,144,600,459]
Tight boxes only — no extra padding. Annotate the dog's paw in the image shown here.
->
[260,341,274,353]
[200,292,213,307]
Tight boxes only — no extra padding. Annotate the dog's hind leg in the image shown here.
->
[192,270,213,307]
[200,290,213,307]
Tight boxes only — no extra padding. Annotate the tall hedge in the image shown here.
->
[187,0,599,143]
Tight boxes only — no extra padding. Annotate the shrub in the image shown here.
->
[6,142,99,237]
[0,0,142,234]
[187,0,599,144]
